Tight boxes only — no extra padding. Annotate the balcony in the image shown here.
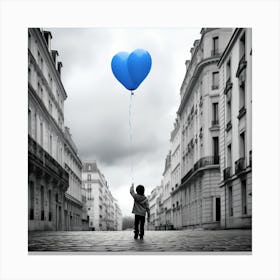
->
[224,77,233,95]
[236,54,247,78]
[211,49,220,57]
[194,156,220,172]
[235,157,246,174]
[28,135,69,187]
[223,167,231,181]
[238,106,246,119]
[226,120,232,132]
[182,156,219,184]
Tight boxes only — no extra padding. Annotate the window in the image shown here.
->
[213,137,219,158]
[240,132,245,158]
[48,190,52,221]
[213,36,219,55]
[226,58,231,81]
[226,99,232,124]
[227,144,232,167]
[28,108,31,135]
[87,174,91,181]
[239,82,245,110]
[49,134,52,155]
[241,180,247,214]
[49,100,53,115]
[40,186,44,221]
[240,32,246,59]
[34,113,37,141]
[215,197,221,221]
[212,72,219,90]
[228,186,233,216]
[212,103,219,124]
[29,181,35,220]
[40,122,43,146]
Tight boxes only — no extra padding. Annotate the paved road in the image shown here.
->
[28,229,251,253]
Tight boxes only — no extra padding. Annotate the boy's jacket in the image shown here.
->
[130,186,150,216]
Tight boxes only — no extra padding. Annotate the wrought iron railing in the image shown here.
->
[226,120,232,132]
[238,106,246,119]
[28,135,69,184]
[223,167,231,181]
[235,157,245,174]
[182,156,220,184]
[224,77,233,95]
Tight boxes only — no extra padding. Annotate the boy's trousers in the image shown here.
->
[134,215,145,236]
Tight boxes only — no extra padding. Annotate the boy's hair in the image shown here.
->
[136,185,145,195]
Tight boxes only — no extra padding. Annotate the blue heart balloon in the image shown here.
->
[127,49,152,87]
[111,49,152,91]
[111,52,138,91]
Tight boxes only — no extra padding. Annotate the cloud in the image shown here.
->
[49,27,201,216]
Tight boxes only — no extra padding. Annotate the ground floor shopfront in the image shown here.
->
[28,136,69,231]
[220,167,252,229]
[171,165,221,230]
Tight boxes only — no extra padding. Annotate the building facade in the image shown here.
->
[82,162,121,231]
[217,28,252,229]
[161,152,173,229]
[147,185,162,230]
[170,118,181,229]
[173,28,233,229]
[28,28,70,231]
[64,127,83,230]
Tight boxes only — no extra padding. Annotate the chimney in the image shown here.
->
[57,61,63,76]
[51,50,59,67]
[42,31,52,52]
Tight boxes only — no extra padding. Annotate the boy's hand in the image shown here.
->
[147,217,150,223]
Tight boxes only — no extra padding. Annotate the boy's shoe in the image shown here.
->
[139,235,143,240]
[134,231,139,239]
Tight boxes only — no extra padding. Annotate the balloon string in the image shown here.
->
[129,92,134,184]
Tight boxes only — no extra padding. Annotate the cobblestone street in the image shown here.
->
[29,229,251,253]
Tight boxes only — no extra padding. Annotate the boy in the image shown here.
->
[130,184,150,239]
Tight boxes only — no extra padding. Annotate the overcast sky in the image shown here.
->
[48,28,201,216]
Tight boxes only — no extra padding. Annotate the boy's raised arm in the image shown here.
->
[130,184,136,198]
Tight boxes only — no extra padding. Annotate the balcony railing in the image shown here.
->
[211,119,219,126]
[238,106,246,119]
[223,167,231,181]
[28,135,69,185]
[226,120,232,132]
[224,77,233,95]
[236,54,247,78]
[194,156,220,172]
[211,49,220,56]
[235,157,246,174]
